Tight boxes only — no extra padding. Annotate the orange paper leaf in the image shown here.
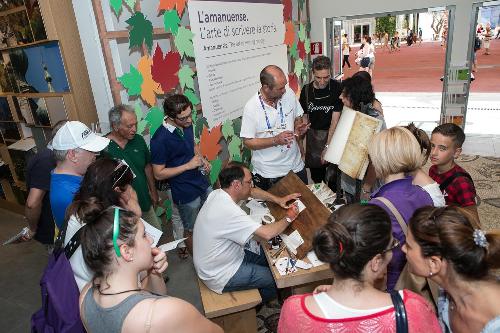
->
[137,55,163,106]
[284,21,294,47]
[199,124,222,161]
[158,0,187,17]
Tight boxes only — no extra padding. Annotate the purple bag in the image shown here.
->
[31,227,85,333]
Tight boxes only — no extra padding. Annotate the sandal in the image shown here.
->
[177,247,189,260]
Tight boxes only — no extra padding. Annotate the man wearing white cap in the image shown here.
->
[49,121,110,228]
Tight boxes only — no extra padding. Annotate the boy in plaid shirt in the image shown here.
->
[429,123,478,221]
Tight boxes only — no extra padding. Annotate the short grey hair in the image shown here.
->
[53,147,83,162]
[108,104,135,131]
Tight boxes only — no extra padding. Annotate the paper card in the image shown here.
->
[280,230,304,255]
[158,238,187,252]
[246,199,270,215]
[294,199,306,213]
[307,250,326,267]
[295,259,312,270]
[244,239,261,255]
[142,219,163,247]
[3,227,29,245]
[275,257,297,276]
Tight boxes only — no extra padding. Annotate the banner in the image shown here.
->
[188,0,287,128]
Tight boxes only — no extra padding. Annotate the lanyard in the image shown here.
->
[258,93,284,130]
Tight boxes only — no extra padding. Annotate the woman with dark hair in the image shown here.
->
[78,204,222,333]
[278,204,441,332]
[64,158,167,292]
[404,206,500,333]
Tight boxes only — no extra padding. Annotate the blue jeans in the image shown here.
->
[177,187,212,231]
[222,248,277,302]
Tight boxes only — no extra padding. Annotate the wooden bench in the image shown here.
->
[197,279,262,333]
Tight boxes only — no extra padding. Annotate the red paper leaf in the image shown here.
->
[199,124,222,161]
[158,0,187,17]
[288,73,299,94]
[151,44,181,92]
[284,21,294,47]
[283,0,292,21]
[297,40,306,59]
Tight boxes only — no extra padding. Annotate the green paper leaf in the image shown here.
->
[232,117,242,137]
[175,26,195,58]
[304,38,311,54]
[298,0,305,10]
[184,88,200,105]
[289,43,298,59]
[294,59,305,78]
[126,12,153,53]
[231,154,242,162]
[145,106,164,136]
[124,0,136,10]
[110,0,122,15]
[298,23,306,42]
[137,119,148,135]
[195,116,208,139]
[228,136,242,161]
[163,199,173,220]
[134,101,143,120]
[118,64,143,96]
[178,65,195,90]
[242,147,252,165]
[306,20,311,33]
[155,206,165,217]
[221,119,235,140]
[209,158,223,185]
[163,9,180,35]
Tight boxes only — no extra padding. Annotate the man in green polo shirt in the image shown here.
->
[104,104,161,229]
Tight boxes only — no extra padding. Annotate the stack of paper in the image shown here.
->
[307,182,336,207]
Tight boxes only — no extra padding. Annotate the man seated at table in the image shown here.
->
[193,162,300,302]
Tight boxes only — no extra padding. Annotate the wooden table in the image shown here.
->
[262,172,334,290]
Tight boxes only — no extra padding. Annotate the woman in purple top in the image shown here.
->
[368,127,433,290]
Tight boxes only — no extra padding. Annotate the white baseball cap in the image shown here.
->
[49,121,110,152]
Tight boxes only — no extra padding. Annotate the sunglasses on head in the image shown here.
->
[111,160,135,189]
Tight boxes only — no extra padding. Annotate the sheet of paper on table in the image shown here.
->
[246,199,270,215]
[142,219,163,247]
[294,199,306,213]
[159,238,187,252]
[307,182,336,207]
[280,229,304,255]
[307,250,326,267]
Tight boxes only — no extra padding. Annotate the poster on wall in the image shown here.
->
[188,0,287,128]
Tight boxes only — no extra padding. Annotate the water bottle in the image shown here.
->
[198,156,207,175]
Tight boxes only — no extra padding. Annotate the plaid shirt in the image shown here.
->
[429,164,476,207]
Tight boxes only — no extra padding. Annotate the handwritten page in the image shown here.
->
[158,238,187,252]
[142,219,163,247]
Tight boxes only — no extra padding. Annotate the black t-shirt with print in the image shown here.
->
[299,79,343,130]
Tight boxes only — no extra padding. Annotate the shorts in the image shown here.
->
[360,57,370,68]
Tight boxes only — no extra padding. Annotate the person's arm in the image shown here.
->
[321,111,341,163]
[250,187,301,208]
[24,188,46,238]
[145,164,159,207]
[152,156,202,181]
[243,131,295,151]
[253,205,299,240]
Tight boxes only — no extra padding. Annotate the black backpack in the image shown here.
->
[474,37,481,51]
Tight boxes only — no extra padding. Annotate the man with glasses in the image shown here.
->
[241,65,310,191]
[299,56,343,188]
[150,94,211,255]
[193,162,300,301]
[49,121,110,228]
[105,104,161,229]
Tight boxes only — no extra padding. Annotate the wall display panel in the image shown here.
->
[25,0,47,41]
[5,10,34,46]
[0,121,20,142]
[0,96,12,121]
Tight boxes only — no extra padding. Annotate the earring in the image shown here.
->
[428,271,433,277]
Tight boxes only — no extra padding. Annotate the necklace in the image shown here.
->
[98,288,142,296]
[312,80,331,100]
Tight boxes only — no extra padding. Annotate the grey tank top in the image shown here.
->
[83,286,164,333]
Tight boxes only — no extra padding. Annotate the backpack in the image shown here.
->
[31,222,85,333]
[474,37,481,51]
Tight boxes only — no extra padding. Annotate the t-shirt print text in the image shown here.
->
[308,103,335,114]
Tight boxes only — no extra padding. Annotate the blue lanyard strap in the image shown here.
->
[258,93,284,130]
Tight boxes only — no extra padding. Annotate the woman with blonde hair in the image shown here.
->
[404,206,500,333]
[368,127,433,291]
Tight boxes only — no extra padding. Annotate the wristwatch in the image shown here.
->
[285,217,293,223]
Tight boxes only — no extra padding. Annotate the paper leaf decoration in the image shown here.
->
[298,23,306,42]
[163,199,173,220]
[124,0,136,10]
[304,38,311,54]
[118,64,143,96]
[163,9,180,35]
[151,45,180,92]
[185,88,200,105]
[137,119,148,135]
[195,115,208,139]
[294,59,305,79]
[134,101,143,120]
[288,73,299,94]
[297,40,306,59]
[231,154,242,162]
[145,106,164,137]
[289,42,298,59]
[242,147,252,165]
[155,206,165,217]
[158,0,187,17]
[221,119,235,140]
[228,136,242,161]
[137,55,163,106]
[283,0,292,21]
[298,0,305,10]
[199,124,222,161]
[209,158,222,185]
[284,21,294,47]
[110,0,122,15]
[175,27,195,58]
[126,12,153,53]
[178,65,195,90]
[233,117,242,137]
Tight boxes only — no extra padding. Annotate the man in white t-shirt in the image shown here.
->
[193,162,300,302]
[241,65,310,191]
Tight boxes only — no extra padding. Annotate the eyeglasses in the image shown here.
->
[241,178,254,187]
[113,207,121,257]
[381,238,400,254]
[175,114,191,122]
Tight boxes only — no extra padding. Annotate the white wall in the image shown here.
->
[309,0,475,67]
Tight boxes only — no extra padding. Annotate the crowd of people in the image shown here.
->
[22,56,499,332]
